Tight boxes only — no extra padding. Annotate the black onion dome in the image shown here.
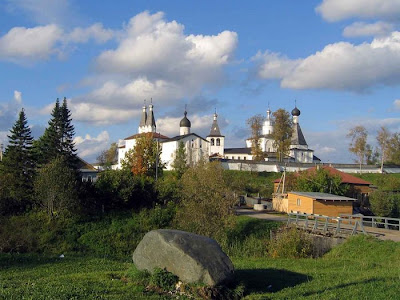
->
[180,111,191,127]
[291,106,300,116]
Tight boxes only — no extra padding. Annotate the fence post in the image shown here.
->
[385,218,388,229]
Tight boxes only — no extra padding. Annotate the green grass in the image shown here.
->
[1,235,399,299]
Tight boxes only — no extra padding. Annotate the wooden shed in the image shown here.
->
[287,192,356,217]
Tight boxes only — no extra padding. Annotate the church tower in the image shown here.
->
[180,110,191,135]
[138,105,147,133]
[262,107,274,136]
[138,102,156,133]
[207,111,224,156]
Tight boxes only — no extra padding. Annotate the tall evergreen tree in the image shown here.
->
[0,109,35,213]
[60,97,78,170]
[36,98,78,170]
[172,141,187,178]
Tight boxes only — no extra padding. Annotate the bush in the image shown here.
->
[268,226,313,258]
[370,191,400,217]
[175,162,237,240]
[150,268,179,291]
[220,217,281,258]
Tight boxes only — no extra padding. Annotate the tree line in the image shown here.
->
[347,125,400,172]
[0,98,79,216]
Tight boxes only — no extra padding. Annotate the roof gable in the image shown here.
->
[273,166,372,185]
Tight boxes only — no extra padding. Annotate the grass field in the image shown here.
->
[1,235,399,299]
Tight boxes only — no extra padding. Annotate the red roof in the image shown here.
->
[274,166,371,185]
[124,132,169,140]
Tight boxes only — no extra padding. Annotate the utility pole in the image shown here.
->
[155,133,159,181]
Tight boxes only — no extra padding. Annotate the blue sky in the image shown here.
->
[1,0,400,163]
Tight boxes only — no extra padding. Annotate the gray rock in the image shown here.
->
[132,229,234,286]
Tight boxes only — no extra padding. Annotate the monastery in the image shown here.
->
[116,103,320,170]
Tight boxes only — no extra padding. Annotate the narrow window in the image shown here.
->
[211,138,215,146]
[216,138,220,146]
[297,198,301,206]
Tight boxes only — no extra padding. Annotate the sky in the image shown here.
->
[1,0,400,163]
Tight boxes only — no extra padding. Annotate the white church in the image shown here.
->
[116,103,319,170]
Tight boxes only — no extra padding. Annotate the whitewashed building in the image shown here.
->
[117,105,209,170]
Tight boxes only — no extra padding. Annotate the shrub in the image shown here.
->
[370,191,400,217]
[150,268,179,291]
[175,162,236,240]
[268,226,313,258]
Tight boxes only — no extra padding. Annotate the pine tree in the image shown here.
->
[60,97,78,170]
[0,109,35,213]
[36,98,78,171]
[172,141,187,178]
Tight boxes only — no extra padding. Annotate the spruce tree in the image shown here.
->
[172,141,187,178]
[0,109,35,213]
[60,97,78,170]
[36,98,78,171]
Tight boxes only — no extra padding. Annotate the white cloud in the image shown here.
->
[96,11,237,87]
[254,31,400,91]
[252,51,301,80]
[0,92,23,131]
[0,22,114,63]
[74,131,110,159]
[13,91,22,104]
[66,23,114,44]
[68,11,237,126]
[5,0,72,25]
[343,21,394,37]
[393,99,400,109]
[316,0,400,22]
[78,78,186,108]
[0,24,62,61]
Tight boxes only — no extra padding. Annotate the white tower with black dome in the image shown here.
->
[180,110,191,135]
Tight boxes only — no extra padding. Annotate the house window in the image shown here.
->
[244,157,246,160]
[211,138,215,146]
[216,138,220,146]
[297,198,301,206]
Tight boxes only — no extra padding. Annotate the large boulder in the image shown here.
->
[132,229,234,286]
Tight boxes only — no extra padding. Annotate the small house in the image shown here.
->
[287,192,356,217]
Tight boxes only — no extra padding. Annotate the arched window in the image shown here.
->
[211,138,215,146]
[216,138,220,146]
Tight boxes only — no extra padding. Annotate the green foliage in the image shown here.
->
[247,114,265,161]
[272,109,293,162]
[95,169,157,210]
[96,142,118,169]
[296,167,349,196]
[150,268,179,291]
[35,98,78,170]
[0,109,35,214]
[34,156,79,218]
[155,173,182,204]
[347,125,370,172]
[122,133,164,178]
[171,141,187,178]
[223,170,281,198]
[221,216,281,258]
[267,226,313,258]
[369,190,400,217]
[0,205,176,257]
[175,162,237,239]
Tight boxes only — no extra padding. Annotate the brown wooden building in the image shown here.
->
[287,192,356,217]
